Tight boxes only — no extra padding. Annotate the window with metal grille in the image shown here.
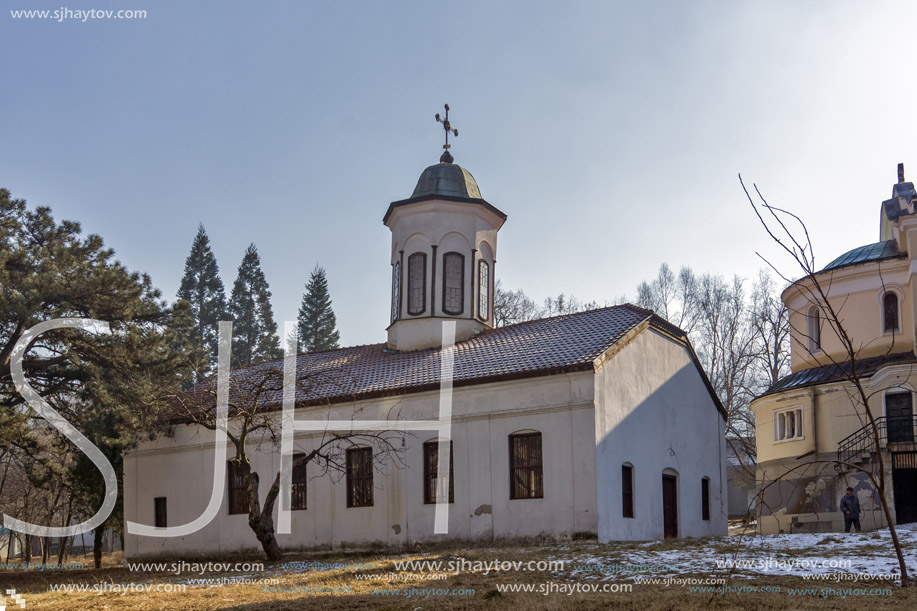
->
[701,477,710,520]
[622,464,634,518]
[391,261,401,323]
[423,441,455,504]
[443,252,464,315]
[884,292,899,333]
[407,253,426,315]
[154,497,167,528]
[346,447,373,508]
[509,432,543,499]
[291,452,307,511]
[478,260,489,320]
[228,460,249,515]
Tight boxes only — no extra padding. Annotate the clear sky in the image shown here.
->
[4,0,917,347]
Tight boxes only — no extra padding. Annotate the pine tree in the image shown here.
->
[0,188,191,566]
[297,265,341,352]
[176,224,226,372]
[227,244,281,366]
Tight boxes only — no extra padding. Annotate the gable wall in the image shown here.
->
[593,329,727,541]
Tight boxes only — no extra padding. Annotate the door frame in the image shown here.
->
[662,473,678,539]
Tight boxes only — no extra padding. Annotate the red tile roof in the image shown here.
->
[182,304,724,418]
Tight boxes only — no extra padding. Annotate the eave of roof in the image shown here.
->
[382,193,508,225]
[756,351,917,399]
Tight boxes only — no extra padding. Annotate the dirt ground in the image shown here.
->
[1,538,915,611]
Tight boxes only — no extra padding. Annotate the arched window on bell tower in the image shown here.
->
[443,252,464,315]
[407,253,426,315]
[478,260,489,320]
[391,260,401,323]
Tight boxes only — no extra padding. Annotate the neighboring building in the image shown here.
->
[124,138,727,559]
[726,437,756,518]
[752,164,917,534]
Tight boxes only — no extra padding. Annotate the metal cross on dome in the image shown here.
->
[435,104,458,163]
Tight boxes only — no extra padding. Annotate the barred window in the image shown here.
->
[346,447,373,508]
[443,252,464,315]
[884,292,899,333]
[228,460,249,515]
[701,477,710,521]
[154,497,167,528]
[391,261,401,323]
[407,253,426,315]
[478,260,489,320]
[622,464,634,518]
[291,452,307,511]
[509,432,543,499]
[423,441,455,504]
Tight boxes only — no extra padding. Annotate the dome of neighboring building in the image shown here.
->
[411,162,482,200]
[820,240,903,273]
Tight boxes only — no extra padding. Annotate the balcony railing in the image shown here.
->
[836,415,917,466]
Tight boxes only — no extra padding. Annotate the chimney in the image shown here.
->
[898,162,905,184]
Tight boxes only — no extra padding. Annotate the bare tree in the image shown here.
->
[174,363,405,561]
[636,263,700,333]
[741,174,910,586]
[493,281,539,327]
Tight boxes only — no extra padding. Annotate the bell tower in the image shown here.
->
[383,105,507,351]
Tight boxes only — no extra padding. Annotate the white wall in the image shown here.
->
[593,329,728,541]
[124,372,598,559]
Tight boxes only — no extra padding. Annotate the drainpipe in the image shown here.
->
[811,387,818,457]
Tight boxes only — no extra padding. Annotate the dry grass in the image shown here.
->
[1,541,914,610]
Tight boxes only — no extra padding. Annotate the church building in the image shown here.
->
[123,111,727,558]
[753,164,917,534]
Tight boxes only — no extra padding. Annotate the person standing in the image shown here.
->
[840,487,861,533]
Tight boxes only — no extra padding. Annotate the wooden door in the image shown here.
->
[662,474,678,539]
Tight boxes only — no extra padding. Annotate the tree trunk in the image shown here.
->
[57,536,70,566]
[23,534,31,563]
[93,528,103,569]
[241,463,283,561]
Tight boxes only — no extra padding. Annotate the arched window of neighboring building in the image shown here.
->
[885,391,914,443]
[478,260,489,320]
[391,261,401,323]
[807,306,821,353]
[407,253,426,315]
[443,252,464,315]
[883,291,900,333]
[509,432,543,499]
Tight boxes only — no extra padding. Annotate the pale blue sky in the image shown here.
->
[4,1,917,346]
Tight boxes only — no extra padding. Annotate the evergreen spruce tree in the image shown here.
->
[176,224,226,372]
[297,264,341,352]
[227,244,281,366]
